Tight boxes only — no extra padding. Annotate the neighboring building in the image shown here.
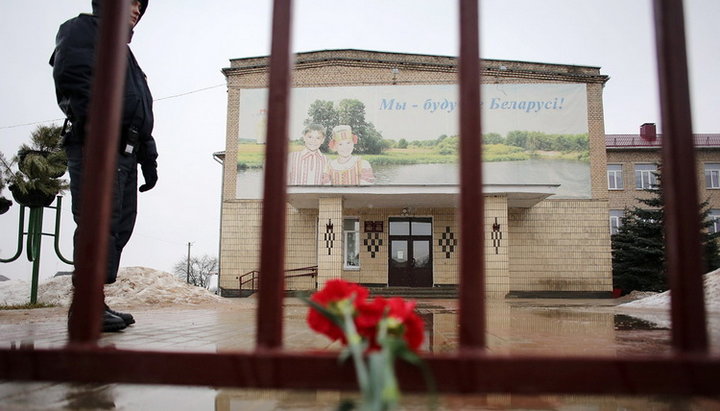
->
[218,49,613,298]
[606,123,720,235]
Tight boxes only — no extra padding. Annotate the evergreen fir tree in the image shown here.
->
[612,166,720,293]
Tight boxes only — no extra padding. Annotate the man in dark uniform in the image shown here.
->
[50,0,158,332]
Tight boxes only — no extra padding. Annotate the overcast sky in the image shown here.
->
[1,0,718,282]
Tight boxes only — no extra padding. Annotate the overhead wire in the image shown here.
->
[0,83,226,130]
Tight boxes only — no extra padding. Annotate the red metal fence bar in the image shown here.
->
[458,0,486,350]
[67,0,130,346]
[256,0,293,350]
[3,350,719,395]
[653,0,708,353]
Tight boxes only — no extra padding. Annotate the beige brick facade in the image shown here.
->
[508,200,613,294]
[219,49,613,297]
[587,83,609,200]
[219,201,318,291]
[606,148,720,210]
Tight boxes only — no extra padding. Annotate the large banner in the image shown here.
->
[236,84,589,198]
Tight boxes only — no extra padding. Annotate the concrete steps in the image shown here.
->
[366,286,458,299]
[222,286,459,299]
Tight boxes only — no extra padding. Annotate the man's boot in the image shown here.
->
[105,304,135,326]
[68,306,127,332]
[102,310,128,332]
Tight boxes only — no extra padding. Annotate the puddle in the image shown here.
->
[4,382,719,410]
[2,298,718,409]
[614,314,669,330]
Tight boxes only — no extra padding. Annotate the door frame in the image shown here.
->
[387,216,433,287]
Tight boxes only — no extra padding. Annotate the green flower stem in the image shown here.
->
[367,353,387,410]
[377,318,400,410]
[340,303,369,395]
[382,354,399,410]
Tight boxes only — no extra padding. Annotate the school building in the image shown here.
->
[606,124,720,235]
[217,49,614,298]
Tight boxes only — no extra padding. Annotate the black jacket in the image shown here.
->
[49,0,157,166]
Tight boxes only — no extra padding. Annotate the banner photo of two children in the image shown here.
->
[236,83,589,199]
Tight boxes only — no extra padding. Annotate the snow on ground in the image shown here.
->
[0,280,28,307]
[621,268,720,313]
[0,267,228,307]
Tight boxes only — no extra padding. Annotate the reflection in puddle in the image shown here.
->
[64,384,116,410]
[614,314,669,330]
[244,299,689,356]
[416,301,623,356]
[213,388,720,410]
[2,299,717,410]
[3,382,717,410]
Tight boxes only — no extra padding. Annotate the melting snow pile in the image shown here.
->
[0,267,228,307]
[621,268,720,313]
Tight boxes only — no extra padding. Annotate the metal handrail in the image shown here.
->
[238,270,259,289]
[239,265,318,291]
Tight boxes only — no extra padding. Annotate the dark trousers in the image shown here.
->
[65,144,138,284]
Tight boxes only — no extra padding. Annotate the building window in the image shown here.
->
[634,164,658,189]
[609,209,624,235]
[709,210,720,234]
[343,218,360,269]
[705,163,720,189]
[607,164,624,190]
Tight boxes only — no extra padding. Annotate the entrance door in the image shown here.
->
[388,217,433,287]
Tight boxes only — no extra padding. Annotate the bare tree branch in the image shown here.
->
[173,254,218,288]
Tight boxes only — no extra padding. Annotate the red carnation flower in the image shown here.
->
[355,297,388,350]
[385,298,425,351]
[307,279,369,343]
[355,297,425,352]
[304,282,429,408]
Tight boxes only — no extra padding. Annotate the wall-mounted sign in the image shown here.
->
[236,83,590,199]
[364,221,384,233]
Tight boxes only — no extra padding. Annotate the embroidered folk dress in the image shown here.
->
[288,148,328,185]
[327,156,375,185]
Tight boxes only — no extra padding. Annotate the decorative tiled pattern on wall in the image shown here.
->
[491,217,502,254]
[439,226,458,259]
[364,233,382,258]
[324,219,335,255]
[432,197,510,295]
[318,198,344,287]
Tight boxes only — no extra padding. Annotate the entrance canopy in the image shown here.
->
[286,184,559,209]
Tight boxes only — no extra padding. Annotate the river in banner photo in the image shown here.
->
[235,159,590,199]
